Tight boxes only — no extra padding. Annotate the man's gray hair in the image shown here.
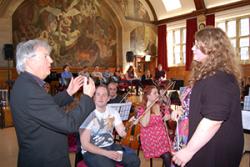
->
[16,39,52,74]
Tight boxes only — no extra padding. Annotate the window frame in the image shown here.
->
[167,27,186,67]
[216,16,250,64]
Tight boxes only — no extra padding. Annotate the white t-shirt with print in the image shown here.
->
[80,106,122,154]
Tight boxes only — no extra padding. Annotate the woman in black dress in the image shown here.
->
[172,27,244,167]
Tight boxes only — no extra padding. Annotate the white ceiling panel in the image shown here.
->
[204,0,243,8]
[149,0,245,21]
[149,0,195,20]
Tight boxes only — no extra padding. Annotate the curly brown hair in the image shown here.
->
[190,27,242,86]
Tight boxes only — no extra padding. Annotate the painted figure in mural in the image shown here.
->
[13,0,156,67]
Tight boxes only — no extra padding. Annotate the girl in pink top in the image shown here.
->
[137,85,172,167]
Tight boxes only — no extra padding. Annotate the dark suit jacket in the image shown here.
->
[108,95,124,104]
[10,72,95,167]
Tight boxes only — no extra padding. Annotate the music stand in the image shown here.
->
[107,102,132,121]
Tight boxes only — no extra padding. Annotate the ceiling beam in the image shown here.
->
[157,0,250,25]
[194,0,206,11]
[125,16,155,24]
[0,0,10,16]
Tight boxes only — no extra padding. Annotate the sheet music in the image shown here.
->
[107,102,132,121]
[242,110,250,130]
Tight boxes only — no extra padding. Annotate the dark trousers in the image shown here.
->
[82,143,140,167]
[128,79,141,95]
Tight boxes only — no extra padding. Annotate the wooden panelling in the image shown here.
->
[0,106,13,128]
[1,65,250,88]
[0,68,17,88]
[194,0,206,11]
[166,64,250,86]
[167,66,190,85]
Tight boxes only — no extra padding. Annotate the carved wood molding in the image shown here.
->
[145,0,157,21]
[194,0,206,11]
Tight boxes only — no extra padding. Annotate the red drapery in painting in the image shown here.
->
[185,18,197,71]
[158,24,168,71]
[206,14,215,26]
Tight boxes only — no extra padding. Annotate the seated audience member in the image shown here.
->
[91,66,103,85]
[155,64,166,81]
[125,65,141,96]
[60,64,73,87]
[78,66,90,77]
[102,67,112,84]
[141,70,155,87]
[79,85,140,167]
[112,67,122,83]
[113,67,129,93]
[125,65,136,81]
[108,82,125,104]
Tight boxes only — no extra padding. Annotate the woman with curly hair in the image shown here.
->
[172,27,244,167]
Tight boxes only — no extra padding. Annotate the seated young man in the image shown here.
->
[108,82,126,104]
[79,85,140,167]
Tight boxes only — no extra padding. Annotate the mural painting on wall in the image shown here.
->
[114,0,150,21]
[13,0,117,67]
[130,25,157,57]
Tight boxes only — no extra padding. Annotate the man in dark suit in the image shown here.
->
[10,39,96,167]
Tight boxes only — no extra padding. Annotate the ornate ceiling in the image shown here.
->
[0,0,249,24]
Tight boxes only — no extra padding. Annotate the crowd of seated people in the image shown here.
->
[78,66,90,77]
[54,64,173,97]
[91,66,104,85]
[102,67,113,84]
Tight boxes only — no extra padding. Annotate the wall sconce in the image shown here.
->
[145,54,151,62]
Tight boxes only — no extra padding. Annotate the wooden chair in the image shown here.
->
[136,136,164,167]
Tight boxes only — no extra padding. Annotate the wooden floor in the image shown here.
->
[0,94,249,167]
[0,127,249,167]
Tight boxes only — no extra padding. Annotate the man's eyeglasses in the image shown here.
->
[193,42,201,50]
